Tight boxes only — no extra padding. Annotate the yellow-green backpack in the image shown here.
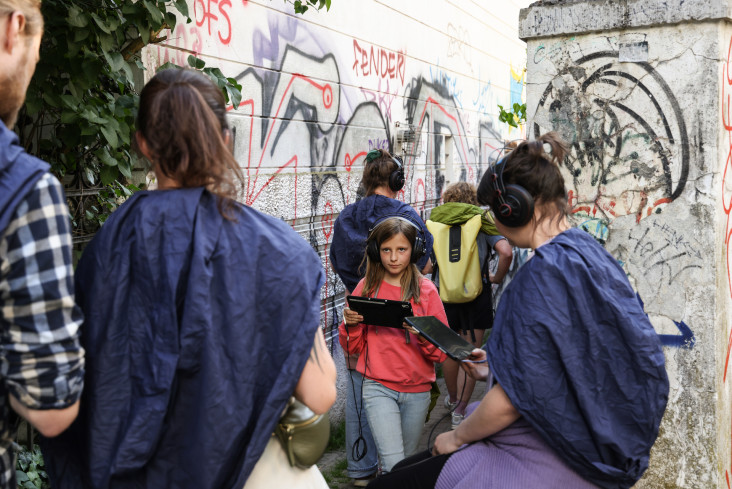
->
[426,214,483,304]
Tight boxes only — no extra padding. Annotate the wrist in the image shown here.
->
[452,420,469,446]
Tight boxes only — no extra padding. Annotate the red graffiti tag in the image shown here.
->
[722,35,732,487]
[352,40,406,85]
[322,201,334,240]
[194,0,232,45]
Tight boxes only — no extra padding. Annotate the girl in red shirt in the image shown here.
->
[339,216,448,474]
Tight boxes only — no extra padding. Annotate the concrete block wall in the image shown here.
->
[521,0,728,486]
[142,0,530,421]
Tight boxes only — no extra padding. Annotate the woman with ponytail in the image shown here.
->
[42,69,337,489]
[366,133,669,489]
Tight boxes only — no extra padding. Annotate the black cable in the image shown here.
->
[346,323,369,462]
[427,365,468,451]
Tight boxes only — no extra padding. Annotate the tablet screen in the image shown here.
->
[347,296,413,329]
[404,316,474,361]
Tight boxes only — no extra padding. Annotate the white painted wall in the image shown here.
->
[143,0,529,349]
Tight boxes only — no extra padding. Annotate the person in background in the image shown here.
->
[0,2,85,488]
[329,149,433,486]
[429,182,512,429]
[366,132,668,489]
[41,68,337,489]
[340,217,446,474]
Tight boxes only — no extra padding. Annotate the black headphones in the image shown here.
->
[365,150,405,193]
[366,215,426,264]
[482,156,534,228]
[388,155,405,192]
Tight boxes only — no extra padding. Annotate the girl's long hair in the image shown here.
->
[135,68,244,218]
[361,217,422,303]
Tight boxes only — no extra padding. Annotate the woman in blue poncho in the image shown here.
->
[366,132,669,489]
[41,69,337,489]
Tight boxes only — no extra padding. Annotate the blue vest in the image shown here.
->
[0,120,49,237]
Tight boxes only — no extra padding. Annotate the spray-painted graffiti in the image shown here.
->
[156,24,203,67]
[626,221,702,286]
[534,50,689,225]
[721,34,732,488]
[152,8,515,345]
[446,23,474,73]
[352,40,406,86]
[194,0,233,45]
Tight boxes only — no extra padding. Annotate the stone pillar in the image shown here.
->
[520,1,728,486]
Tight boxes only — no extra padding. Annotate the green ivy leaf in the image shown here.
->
[73,28,90,42]
[66,5,88,28]
[118,159,133,179]
[96,147,118,167]
[188,55,205,69]
[91,13,112,34]
[60,109,79,124]
[100,164,119,186]
[174,0,189,17]
[143,0,164,24]
[99,32,114,52]
[84,166,96,185]
[100,125,119,149]
[104,51,126,73]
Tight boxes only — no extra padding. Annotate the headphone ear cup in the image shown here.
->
[366,237,380,263]
[389,168,405,192]
[411,236,426,263]
[495,184,534,227]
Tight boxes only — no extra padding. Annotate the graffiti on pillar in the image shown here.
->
[534,50,690,227]
[721,35,732,488]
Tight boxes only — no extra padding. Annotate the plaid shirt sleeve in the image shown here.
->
[0,173,84,410]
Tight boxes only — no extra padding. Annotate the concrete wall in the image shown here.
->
[521,1,724,486]
[142,0,530,421]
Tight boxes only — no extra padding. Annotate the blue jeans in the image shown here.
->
[362,379,430,473]
[346,370,379,478]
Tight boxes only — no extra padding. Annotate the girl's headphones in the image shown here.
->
[365,150,405,193]
[366,215,426,264]
[483,156,534,228]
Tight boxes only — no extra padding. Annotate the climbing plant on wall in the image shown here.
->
[15,0,195,244]
[16,0,330,246]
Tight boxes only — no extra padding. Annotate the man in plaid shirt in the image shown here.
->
[0,1,85,487]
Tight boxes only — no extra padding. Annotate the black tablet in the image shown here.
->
[346,295,413,329]
[404,316,475,361]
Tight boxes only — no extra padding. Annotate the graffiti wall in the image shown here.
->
[143,0,527,346]
[525,20,719,488]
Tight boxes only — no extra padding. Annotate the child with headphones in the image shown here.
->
[338,216,447,474]
[330,149,434,486]
[365,132,668,489]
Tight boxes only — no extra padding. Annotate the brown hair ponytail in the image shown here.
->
[136,69,244,217]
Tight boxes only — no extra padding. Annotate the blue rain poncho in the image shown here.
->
[42,188,325,489]
[329,194,432,291]
[487,228,669,489]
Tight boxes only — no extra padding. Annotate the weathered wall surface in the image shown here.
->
[142,0,529,420]
[522,1,724,487]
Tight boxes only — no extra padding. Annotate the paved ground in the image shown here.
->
[317,376,486,488]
